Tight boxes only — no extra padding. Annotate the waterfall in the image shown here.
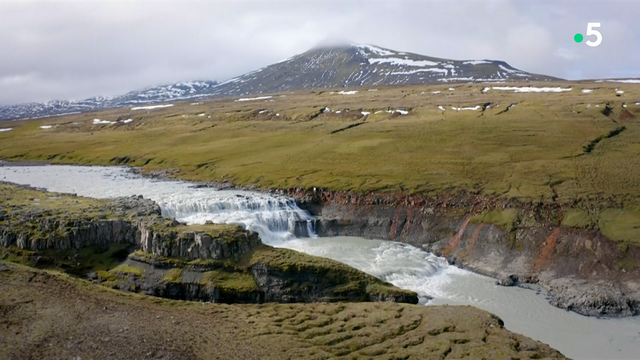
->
[306,220,317,239]
[157,190,317,244]
[0,165,316,245]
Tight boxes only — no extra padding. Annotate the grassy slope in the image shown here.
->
[0,81,639,244]
[0,183,114,217]
[0,262,567,360]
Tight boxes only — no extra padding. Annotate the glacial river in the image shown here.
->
[1,165,638,359]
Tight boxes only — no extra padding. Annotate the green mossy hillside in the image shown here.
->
[2,81,638,243]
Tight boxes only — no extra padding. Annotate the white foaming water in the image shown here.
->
[1,165,639,360]
[159,191,314,244]
[0,165,313,244]
[283,237,465,304]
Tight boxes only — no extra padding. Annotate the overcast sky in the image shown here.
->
[0,0,638,105]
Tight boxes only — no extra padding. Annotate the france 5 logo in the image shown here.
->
[574,23,602,47]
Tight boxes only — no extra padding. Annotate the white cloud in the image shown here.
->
[0,73,37,86]
[555,48,580,61]
[0,1,637,105]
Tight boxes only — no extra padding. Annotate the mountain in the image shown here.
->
[206,44,557,97]
[0,44,557,121]
[0,81,218,121]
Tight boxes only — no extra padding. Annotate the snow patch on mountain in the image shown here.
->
[235,96,273,102]
[463,60,491,65]
[390,68,448,75]
[93,119,114,124]
[131,104,174,110]
[498,65,516,74]
[596,79,640,84]
[452,106,481,111]
[353,44,396,56]
[493,86,571,93]
[437,77,475,82]
[368,58,440,67]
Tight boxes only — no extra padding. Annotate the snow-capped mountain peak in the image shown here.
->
[205,44,554,98]
[0,44,557,121]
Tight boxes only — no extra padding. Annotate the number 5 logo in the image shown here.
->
[586,23,602,47]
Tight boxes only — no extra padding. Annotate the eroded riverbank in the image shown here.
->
[285,188,640,317]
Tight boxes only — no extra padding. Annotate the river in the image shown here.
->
[1,165,638,359]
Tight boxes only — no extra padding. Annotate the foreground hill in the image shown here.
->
[0,263,567,359]
[0,44,555,120]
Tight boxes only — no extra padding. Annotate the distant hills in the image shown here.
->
[0,44,558,120]
[0,81,219,121]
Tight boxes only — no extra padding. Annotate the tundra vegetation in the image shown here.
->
[0,81,638,246]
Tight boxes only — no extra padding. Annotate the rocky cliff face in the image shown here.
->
[0,193,263,261]
[249,262,417,304]
[286,187,640,317]
[146,281,263,303]
[0,183,417,305]
[137,222,263,260]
